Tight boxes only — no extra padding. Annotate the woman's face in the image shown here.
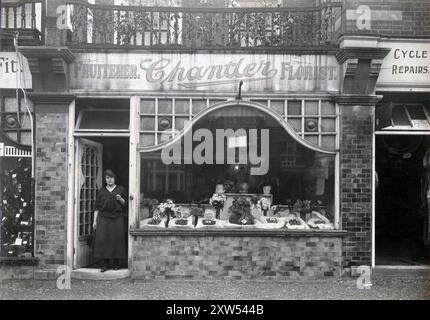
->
[105,175,116,186]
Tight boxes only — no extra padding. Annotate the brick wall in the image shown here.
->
[132,233,343,280]
[344,0,430,37]
[340,105,373,269]
[34,109,68,269]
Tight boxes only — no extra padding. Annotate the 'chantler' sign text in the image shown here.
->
[70,53,339,92]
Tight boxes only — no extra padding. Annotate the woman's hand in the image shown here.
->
[115,194,126,205]
[93,220,97,229]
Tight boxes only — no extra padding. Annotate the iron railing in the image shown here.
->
[66,1,343,49]
[0,0,45,44]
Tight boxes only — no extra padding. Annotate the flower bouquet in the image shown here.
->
[154,199,179,228]
[256,197,271,216]
[169,206,195,228]
[209,193,226,219]
[226,197,256,227]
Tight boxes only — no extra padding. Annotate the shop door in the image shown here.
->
[74,138,103,269]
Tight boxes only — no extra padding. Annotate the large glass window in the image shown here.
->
[138,102,336,230]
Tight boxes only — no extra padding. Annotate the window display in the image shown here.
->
[138,102,336,231]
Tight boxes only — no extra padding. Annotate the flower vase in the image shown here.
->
[215,207,221,220]
[165,211,171,228]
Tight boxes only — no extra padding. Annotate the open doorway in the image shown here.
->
[375,135,430,265]
[74,137,129,270]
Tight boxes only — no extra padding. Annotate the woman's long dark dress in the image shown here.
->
[93,185,127,260]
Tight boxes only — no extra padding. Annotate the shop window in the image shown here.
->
[138,104,336,231]
[0,95,33,146]
[0,157,34,258]
[139,97,338,152]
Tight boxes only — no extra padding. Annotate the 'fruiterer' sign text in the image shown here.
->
[70,53,339,92]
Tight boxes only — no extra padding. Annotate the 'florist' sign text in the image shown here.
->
[70,53,339,92]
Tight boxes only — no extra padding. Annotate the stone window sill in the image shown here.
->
[130,228,348,237]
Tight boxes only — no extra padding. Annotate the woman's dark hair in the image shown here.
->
[104,169,117,179]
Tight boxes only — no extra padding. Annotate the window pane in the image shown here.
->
[304,135,318,145]
[321,118,336,132]
[78,110,129,130]
[140,99,155,114]
[158,99,173,114]
[4,97,17,112]
[321,135,336,149]
[406,105,426,120]
[287,101,301,115]
[321,101,335,115]
[305,100,318,115]
[251,99,268,106]
[175,117,189,131]
[140,116,156,131]
[209,99,227,106]
[270,100,284,115]
[175,99,189,114]
[140,133,155,146]
[288,118,301,132]
[392,105,411,126]
[192,99,206,114]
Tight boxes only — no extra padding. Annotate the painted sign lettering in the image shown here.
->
[70,53,339,92]
[0,52,32,89]
[377,41,430,91]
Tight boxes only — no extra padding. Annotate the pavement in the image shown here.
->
[0,276,429,300]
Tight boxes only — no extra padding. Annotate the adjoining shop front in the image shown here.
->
[3,37,429,280]
[373,38,430,268]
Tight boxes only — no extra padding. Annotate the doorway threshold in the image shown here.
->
[373,265,430,278]
[72,268,131,280]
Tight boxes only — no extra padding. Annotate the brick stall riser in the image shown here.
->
[34,109,68,270]
[340,105,373,270]
[132,235,343,280]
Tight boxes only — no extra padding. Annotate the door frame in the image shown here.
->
[66,97,138,271]
[373,130,430,267]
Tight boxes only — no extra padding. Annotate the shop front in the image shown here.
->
[374,38,430,267]
[64,51,349,279]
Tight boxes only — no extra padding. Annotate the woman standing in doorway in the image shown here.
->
[93,169,127,272]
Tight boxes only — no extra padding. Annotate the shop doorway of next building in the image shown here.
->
[375,135,430,265]
[73,137,129,271]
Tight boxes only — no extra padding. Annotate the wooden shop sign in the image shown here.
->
[70,53,340,92]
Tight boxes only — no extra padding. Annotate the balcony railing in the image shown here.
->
[0,0,45,45]
[66,1,342,50]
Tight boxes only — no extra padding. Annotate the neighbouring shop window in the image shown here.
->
[0,157,33,258]
[376,104,430,131]
[138,103,336,231]
[0,94,33,146]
